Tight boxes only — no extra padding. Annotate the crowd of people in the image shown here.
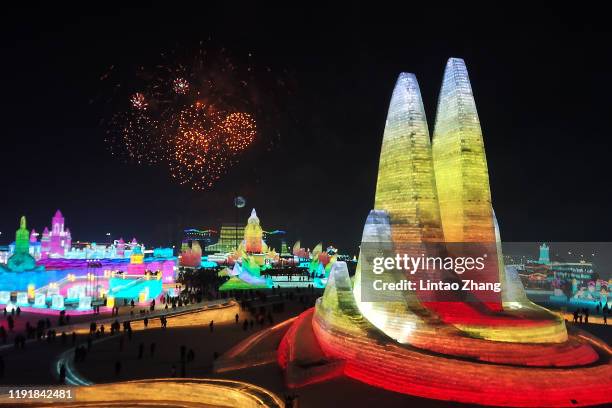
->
[572,306,609,325]
[65,285,318,381]
[0,281,331,388]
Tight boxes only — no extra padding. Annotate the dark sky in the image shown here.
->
[1,4,611,254]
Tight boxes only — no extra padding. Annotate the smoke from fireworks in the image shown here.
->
[103,40,289,190]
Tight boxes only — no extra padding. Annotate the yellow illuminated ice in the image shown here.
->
[432,58,495,244]
[375,73,444,244]
[244,209,264,254]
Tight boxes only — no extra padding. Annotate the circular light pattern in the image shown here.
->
[172,77,189,94]
[222,112,257,153]
[169,104,256,190]
[130,92,148,110]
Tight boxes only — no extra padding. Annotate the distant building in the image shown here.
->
[550,261,594,283]
[205,224,287,253]
[206,224,244,253]
[520,259,595,294]
[538,243,550,265]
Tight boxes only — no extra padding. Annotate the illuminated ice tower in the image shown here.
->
[375,72,444,244]
[432,58,495,244]
[116,238,126,257]
[15,216,30,254]
[244,209,263,254]
[219,208,275,290]
[357,73,446,342]
[432,58,504,309]
[28,228,41,260]
[5,216,38,272]
[127,245,145,274]
[40,227,50,258]
[538,243,550,264]
[48,210,71,257]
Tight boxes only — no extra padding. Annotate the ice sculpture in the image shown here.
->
[16,292,29,306]
[67,285,86,299]
[219,208,274,291]
[34,293,47,308]
[432,58,494,243]
[244,209,264,253]
[3,216,42,272]
[278,59,612,407]
[51,294,65,310]
[78,296,92,311]
[375,73,444,244]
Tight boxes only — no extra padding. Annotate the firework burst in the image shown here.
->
[222,112,257,153]
[170,104,227,189]
[130,92,148,110]
[102,40,290,190]
[172,77,190,95]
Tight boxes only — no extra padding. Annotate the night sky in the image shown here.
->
[1,5,611,254]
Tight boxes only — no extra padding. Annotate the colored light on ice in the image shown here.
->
[67,285,86,299]
[78,296,92,310]
[16,292,29,306]
[276,60,611,408]
[375,72,444,244]
[139,287,149,303]
[34,293,47,308]
[244,209,264,253]
[432,58,495,244]
[51,294,65,310]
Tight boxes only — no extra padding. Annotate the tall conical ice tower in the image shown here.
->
[355,73,445,343]
[431,58,503,308]
[432,58,495,244]
[375,72,444,244]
